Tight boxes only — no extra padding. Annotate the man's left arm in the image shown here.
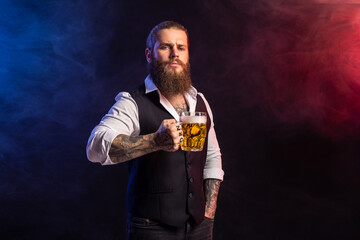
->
[198,93,224,219]
[204,179,221,219]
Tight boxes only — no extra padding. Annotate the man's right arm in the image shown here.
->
[86,92,183,165]
[109,119,183,163]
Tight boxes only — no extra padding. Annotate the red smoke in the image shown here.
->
[255,4,360,137]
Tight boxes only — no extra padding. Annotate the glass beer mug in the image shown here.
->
[180,112,207,151]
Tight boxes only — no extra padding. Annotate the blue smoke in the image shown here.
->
[0,0,111,156]
[0,1,121,236]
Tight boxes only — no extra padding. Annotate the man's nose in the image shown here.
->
[170,48,179,58]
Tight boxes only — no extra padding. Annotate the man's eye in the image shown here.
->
[160,46,168,49]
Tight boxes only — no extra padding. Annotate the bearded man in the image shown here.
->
[87,21,224,240]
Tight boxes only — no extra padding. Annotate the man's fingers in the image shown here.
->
[158,119,183,151]
[169,124,182,137]
[164,119,176,125]
[173,143,180,151]
[162,119,176,128]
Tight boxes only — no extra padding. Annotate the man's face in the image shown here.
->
[151,28,189,73]
[147,28,192,96]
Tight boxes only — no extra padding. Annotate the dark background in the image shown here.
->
[1,0,360,239]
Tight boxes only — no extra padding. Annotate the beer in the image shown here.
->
[180,112,207,151]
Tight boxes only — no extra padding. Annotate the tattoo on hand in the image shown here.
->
[154,131,174,151]
[204,179,221,219]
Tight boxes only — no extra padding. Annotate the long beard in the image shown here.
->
[149,58,192,96]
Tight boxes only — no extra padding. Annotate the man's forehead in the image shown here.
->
[156,28,188,44]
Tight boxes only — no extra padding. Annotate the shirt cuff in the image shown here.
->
[203,168,224,181]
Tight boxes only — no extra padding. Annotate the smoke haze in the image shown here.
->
[1,0,360,238]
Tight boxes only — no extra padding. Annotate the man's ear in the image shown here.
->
[145,48,151,63]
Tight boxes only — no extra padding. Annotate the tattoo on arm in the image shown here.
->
[109,134,160,163]
[204,179,221,219]
[174,103,188,115]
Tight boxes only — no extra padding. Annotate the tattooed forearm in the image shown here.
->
[109,119,181,163]
[109,134,160,163]
[204,179,221,219]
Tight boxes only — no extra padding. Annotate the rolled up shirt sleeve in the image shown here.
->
[199,93,224,181]
[86,92,140,165]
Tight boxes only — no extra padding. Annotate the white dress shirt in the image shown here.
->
[86,75,224,181]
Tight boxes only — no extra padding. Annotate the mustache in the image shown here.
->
[164,59,186,67]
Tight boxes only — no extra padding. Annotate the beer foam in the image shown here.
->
[180,115,207,124]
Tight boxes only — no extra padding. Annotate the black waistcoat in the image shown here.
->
[127,85,211,228]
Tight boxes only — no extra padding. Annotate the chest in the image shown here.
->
[169,99,189,115]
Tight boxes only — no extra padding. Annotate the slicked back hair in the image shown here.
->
[146,21,189,51]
